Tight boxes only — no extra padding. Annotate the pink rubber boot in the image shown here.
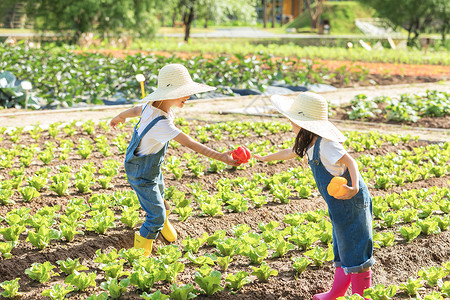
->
[313,267,351,300]
[351,270,372,299]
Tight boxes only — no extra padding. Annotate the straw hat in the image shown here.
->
[142,64,216,101]
[270,92,346,142]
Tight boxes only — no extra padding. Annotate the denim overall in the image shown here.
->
[124,111,168,239]
[308,137,375,273]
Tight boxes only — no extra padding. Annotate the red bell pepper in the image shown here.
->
[232,146,251,164]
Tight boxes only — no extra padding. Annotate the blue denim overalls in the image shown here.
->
[308,137,375,274]
[124,111,168,239]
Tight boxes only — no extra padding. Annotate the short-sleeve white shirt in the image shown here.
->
[307,138,347,176]
[135,103,181,156]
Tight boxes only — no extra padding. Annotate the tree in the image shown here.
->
[358,0,449,46]
[305,0,326,30]
[169,0,257,42]
[24,0,161,44]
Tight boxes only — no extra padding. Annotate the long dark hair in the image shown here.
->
[293,128,318,158]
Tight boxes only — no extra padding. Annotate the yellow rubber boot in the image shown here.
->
[160,200,177,242]
[134,233,153,256]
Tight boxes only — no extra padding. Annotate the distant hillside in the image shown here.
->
[287,1,376,34]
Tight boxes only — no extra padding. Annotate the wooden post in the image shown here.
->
[272,0,276,28]
[263,0,267,28]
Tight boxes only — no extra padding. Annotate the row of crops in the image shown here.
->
[0,112,449,299]
[2,45,376,108]
[141,40,450,65]
[344,90,449,123]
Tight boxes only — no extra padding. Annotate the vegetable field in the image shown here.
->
[0,105,449,299]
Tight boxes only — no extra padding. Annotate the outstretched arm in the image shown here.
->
[254,148,298,162]
[335,153,359,200]
[110,106,143,129]
[173,132,240,166]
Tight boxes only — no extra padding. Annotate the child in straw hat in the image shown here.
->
[110,64,239,256]
[255,92,374,299]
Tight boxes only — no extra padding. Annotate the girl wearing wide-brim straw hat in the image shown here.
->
[255,92,374,299]
[110,64,239,256]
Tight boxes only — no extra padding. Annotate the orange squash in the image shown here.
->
[327,176,347,198]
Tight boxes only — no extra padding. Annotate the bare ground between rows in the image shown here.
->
[1,123,449,299]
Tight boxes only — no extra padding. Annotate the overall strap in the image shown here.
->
[313,136,322,161]
[134,102,150,129]
[138,115,167,140]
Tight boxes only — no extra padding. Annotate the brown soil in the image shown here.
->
[0,118,449,299]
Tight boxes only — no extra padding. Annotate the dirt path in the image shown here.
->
[1,81,449,142]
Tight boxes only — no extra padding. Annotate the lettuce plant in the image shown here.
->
[0,278,21,298]
[100,260,130,279]
[194,266,224,296]
[175,206,194,221]
[400,224,422,243]
[292,256,312,274]
[0,224,26,243]
[25,261,59,283]
[157,244,183,264]
[162,262,185,284]
[0,242,14,259]
[169,283,196,300]
[199,200,223,217]
[304,246,333,267]
[130,265,165,292]
[50,173,70,196]
[373,232,396,248]
[120,206,140,228]
[399,277,423,296]
[0,188,14,205]
[251,261,278,281]
[216,256,233,271]
[86,210,115,234]
[27,226,61,249]
[26,174,48,191]
[417,218,441,235]
[363,283,398,299]
[141,290,169,300]
[225,271,250,291]
[119,247,146,265]
[216,237,241,257]
[41,284,74,300]
[185,251,216,266]
[418,266,446,287]
[95,248,120,265]
[100,277,130,299]
[182,234,207,254]
[57,257,89,275]
[59,222,83,242]
[19,186,40,202]
[65,271,97,291]
[271,237,295,258]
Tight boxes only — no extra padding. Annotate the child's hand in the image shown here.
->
[335,185,359,200]
[253,154,268,162]
[110,115,125,130]
[221,151,240,167]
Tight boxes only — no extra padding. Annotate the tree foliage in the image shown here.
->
[164,0,257,42]
[24,0,161,43]
[358,0,450,46]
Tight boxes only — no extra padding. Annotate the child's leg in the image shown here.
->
[313,267,351,300]
[134,183,166,239]
[157,173,177,242]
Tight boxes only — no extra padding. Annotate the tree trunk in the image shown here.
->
[184,4,195,42]
[272,0,276,28]
[263,0,267,28]
[172,8,177,27]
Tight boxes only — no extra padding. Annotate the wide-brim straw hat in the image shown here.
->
[142,63,216,101]
[270,92,346,143]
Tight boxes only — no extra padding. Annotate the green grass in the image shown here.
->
[287,1,376,34]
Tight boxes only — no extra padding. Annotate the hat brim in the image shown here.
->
[142,82,216,102]
[270,94,346,143]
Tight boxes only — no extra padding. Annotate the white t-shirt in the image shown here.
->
[307,138,347,176]
[135,104,181,156]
